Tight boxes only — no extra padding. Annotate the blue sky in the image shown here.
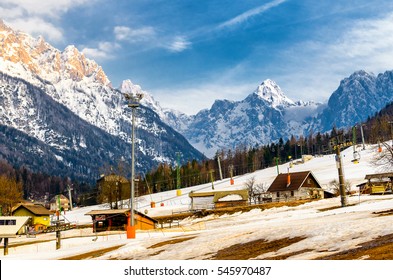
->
[2,0,393,114]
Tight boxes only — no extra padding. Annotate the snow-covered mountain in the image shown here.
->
[175,79,322,157]
[0,20,204,181]
[310,70,393,132]
[173,72,393,157]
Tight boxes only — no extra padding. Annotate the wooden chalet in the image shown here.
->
[267,171,324,201]
[49,194,70,212]
[11,203,53,231]
[85,209,157,232]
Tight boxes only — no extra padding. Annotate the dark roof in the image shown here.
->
[267,171,321,192]
[97,174,130,184]
[85,209,158,223]
[49,194,69,203]
[12,204,53,216]
[365,173,393,180]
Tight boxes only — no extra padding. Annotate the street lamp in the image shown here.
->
[124,92,143,239]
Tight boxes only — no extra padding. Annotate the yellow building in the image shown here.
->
[12,203,53,231]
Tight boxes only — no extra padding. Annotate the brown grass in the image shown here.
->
[316,233,393,260]
[210,236,306,260]
[373,209,393,216]
[59,244,125,260]
[147,236,197,249]
[154,199,314,223]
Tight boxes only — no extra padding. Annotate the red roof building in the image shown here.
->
[267,171,324,202]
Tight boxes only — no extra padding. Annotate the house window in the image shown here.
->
[0,219,16,225]
[307,179,311,185]
[291,191,294,197]
[277,192,280,198]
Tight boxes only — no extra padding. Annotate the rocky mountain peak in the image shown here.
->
[253,79,295,108]
[0,21,110,86]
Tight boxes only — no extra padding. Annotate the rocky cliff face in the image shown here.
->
[0,20,205,181]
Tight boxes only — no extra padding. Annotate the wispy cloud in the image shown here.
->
[218,0,287,29]
[262,11,393,102]
[114,25,156,43]
[167,36,191,52]
[82,41,121,60]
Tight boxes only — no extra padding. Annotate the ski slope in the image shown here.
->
[1,143,393,262]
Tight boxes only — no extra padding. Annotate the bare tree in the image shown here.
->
[328,179,352,196]
[372,142,393,172]
[0,175,23,215]
[244,177,269,204]
[244,177,256,204]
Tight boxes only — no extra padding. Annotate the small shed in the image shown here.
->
[363,173,393,194]
[0,216,30,255]
[267,171,324,201]
[189,190,249,210]
[12,203,53,231]
[85,209,157,232]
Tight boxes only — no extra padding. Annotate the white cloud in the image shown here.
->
[167,36,191,52]
[267,12,393,103]
[114,25,156,43]
[7,17,64,42]
[0,0,91,18]
[82,41,120,60]
[0,0,93,42]
[219,0,287,29]
[155,82,254,115]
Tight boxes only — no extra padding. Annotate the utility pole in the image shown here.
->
[216,153,223,180]
[331,135,349,207]
[125,92,143,239]
[360,124,366,150]
[228,164,234,185]
[176,152,181,196]
[210,170,215,190]
[67,185,73,211]
[56,195,61,249]
[389,121,393,147]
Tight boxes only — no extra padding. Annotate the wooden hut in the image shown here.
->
[85,209,157,232]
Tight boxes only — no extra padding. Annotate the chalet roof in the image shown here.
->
[267,171,322,192]
[0,216,30,238]
[189,190,249,202]
[85,209,158,223]
[365,173,393,180]
[12,204,52,216]
[97,174,130,184]
[49,194,69,203]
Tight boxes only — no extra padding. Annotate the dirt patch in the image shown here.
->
[59,244,125,260]
[318,203,356,212]
[316,233,393,260]
[265,249,313,260]
[373,209,393,216]
[210,236,306,260]
[148,236,197,249]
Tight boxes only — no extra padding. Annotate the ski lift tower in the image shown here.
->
[124,92,143,239]
[330,134,351,207]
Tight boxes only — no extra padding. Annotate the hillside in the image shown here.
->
[1,142,393,262]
